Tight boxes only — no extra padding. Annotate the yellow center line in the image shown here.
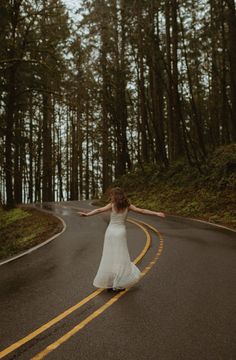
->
[0,218,150,359]
[134,219,164,276]
[127,218,151,263]
[31,221,164,360]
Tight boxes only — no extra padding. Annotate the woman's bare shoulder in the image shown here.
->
[128,204,137,211]
[99,202,112,211]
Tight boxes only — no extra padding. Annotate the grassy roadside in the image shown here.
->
[94,144,236,231]
[0,206,63,261]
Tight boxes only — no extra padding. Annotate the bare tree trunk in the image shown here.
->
[220,0,231,144]
[42,82,53,202]
[171,0,184,159]
[99,0,110,192]
[77,109,83,200]
[4,0,22,208]
[227,0,236,140]
[148,2,168,168]
[70,111,79,200]
[85,102,89,199]
[165,0,175,161]
[29,84,33,203]
[136,2,149,163]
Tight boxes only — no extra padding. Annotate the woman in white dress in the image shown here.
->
[79,187,165,292]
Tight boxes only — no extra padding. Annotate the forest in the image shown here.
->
[0,0,236,209]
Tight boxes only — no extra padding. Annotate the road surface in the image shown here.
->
[0,200,235,360]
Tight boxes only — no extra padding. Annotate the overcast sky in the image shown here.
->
[62,0,80,12]
[62,0,83,22]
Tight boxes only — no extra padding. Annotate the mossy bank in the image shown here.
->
[94,144,236,230]
[0,206,63,261]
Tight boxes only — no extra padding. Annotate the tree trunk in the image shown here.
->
[227,0,236,140]
[42,83,53,202]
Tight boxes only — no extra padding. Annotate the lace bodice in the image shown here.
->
[110,203,128,225]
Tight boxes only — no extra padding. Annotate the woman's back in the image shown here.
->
[110,203,128,225]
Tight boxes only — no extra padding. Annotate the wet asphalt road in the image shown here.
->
[0,200,236,360]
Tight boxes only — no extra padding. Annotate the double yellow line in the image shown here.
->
[0,218,164,359]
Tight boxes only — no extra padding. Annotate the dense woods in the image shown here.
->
[0,0,236,208]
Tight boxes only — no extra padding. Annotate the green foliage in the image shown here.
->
[0,208,30,230]
[204,144,236,190]
[0,207,62,260]
[103,144,236,229]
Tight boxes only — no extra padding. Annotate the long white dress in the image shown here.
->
[93,204,141,290]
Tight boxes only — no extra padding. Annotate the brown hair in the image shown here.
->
[109,187,130,212]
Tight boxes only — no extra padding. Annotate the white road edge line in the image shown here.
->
[0,212,66,266]
[2,200,231,266]
[169,214,236,233]
[90,199,236,233]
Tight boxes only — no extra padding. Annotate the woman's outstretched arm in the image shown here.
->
[128,204,165,218]
[78,203,112,217]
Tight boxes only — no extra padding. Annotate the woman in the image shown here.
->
[79,187,165,292]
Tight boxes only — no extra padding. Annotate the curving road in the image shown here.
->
[0,200,235,360]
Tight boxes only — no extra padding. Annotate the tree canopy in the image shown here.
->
[0,0,236,208]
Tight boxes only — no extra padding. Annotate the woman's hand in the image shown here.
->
[78,212,88,217]
[157,212,165,218]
